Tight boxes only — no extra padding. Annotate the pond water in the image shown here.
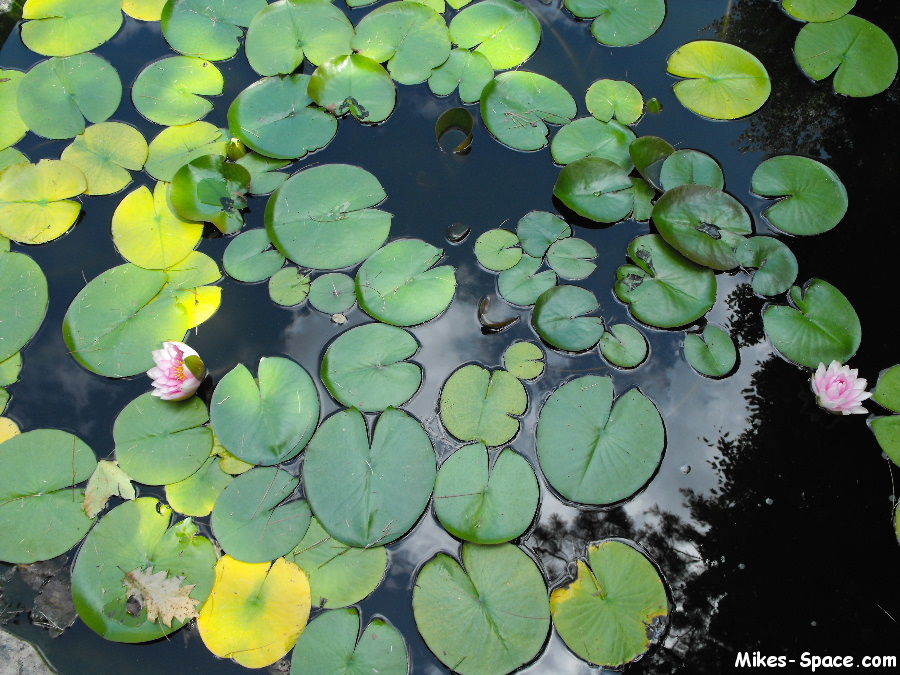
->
[1,1,899,673]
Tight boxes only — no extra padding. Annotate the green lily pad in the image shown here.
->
[684,324,737,378]
[502,341,545,380]
[245,0,354,76]
[449,0,541,70]
[629,176,656,221]
[630,135,674,190]
[0,70,28,150]
[533,285,605,352]
[145,121,227,182]
[17,53,122,140]
[322,323,422,412]
[0,352,21,387]
[114,392,212,486]
[783,0,856,22]
[229,75,337,160]
[212,466,311,563]
[0,148,28,174]
[353,2,451,85]
[551,540,668,666]
[234,152,291,195]
[751,155,848,236]
[223,228,285,282]
[659,149,724,191]
[870,416,900,465]
[615,234,717,328]
[304,407,436,547]
[515,210,571,257]
[0,159,86,244]
[497,254,558,306]
[161,0,267,61]
[795,14,897,97]
[565,0,665,46]
[668,40,771,120]
[585,79,644,125]
[357,239,457,326]
[132,56,224,126]
[269,267,312,306]
[59,122,148,195]
[762,278,861,368]
[735,236,798,297]
[71,499,216,643]
[0,429,96,564]
[652,184,752,270]
[537,375,665,504]
[290,607,407,675]
[0,251,48,362]
[428,48,494,103]
[288,516,388,609]
[546,237,598,280]
[481,71,576,151]
[308,55,397,124]
[413,543,550,675]
[553,156,634,223]
[308,273,357,315]
[210,356,320,465]
[162,250,222,290]
[598,323,649,368]
[434,443,539,544]
[551,117,635,170]
[21,0,123,57]
[475,228,522,271]
[440,364,527,447]
[872,365,900,413]
[165,456,233,517]
[267,163,391,270]
[170,154,250,235]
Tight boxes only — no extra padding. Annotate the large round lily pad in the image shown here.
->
[0,159,86,244]
[413,543,550,675]
[303,407,436,548]
[132,56,224,126]
[565,0,665,47]
[537,375,665,505]
[0,251,48,362]
[449,0,541,70]
[550,117,635,169]
[21,0,123,57]
[533,285,605,352]
[439,364,527,447]
[308,55,397,124]
[0,429,96,564]
[161,0,267,61]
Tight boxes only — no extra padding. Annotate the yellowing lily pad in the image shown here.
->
[0,70,28,150]
[145,121,227,182]
[0,159,86,244]
[60,122,148,195]
[21,0,123,57]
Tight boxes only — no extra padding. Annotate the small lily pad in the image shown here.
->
[497,254,558,307]
[533,285,605,352]
[475,228,522,271]
[269,267,311,306]
[684,324,737,378]
[439,364,528,447]
[565,0,665,47]
[598,323,649,368]
[60,122,148,195]
[502,341,545,380]
[308,55,397,124]
[735,236,798,297]
[308,273,357,314]
[659,149,724,191]
[630,135,674,190]
[585,79,644,125]
[449,0,541,69]
[516,211,571,257]
[132,56,223,127]
[170,154,250,235]
[223,228,285,282]
[161,0,268,61]
[551,117,635,170]
[165,456,233,518]
[553,156,634,223]
[546,237,598,280]
[145,121,227,182]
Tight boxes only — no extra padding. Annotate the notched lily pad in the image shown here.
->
[161,0,268,61]
[533,285,605,352]
[0,159,86,244]
[598,323,649,369]
[585,79,644,125]
[132,56,223,126]
[475,228,522,271]
[449,0,541,70]
[553,156,634,223]
[439,364,528,447]
[60,122,148,196]
[684,323,738,378]
[565,0,665,47]
[308,55,397,124]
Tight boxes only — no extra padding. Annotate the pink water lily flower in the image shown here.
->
[811,360,872,415]
[147,341,206,401]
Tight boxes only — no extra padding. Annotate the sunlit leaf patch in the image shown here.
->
[440,364,527,447]
[145,121,227,182]
[782,0,856,22]
[165,456,233,518]
[0,159,86,244]
[502,340,545,380]
[161,0,267,61]
[0,69,27,150]
[60,122,148,195]
[21,0,123,57]
[449,0,541,70]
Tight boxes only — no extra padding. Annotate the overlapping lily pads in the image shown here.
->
[60,122,147,195]
[145,121,227,182]
[222,228,284,282]
[498,254,558,306]
[516,210,571,257]
[659,149,724,191]
[551,117,635,169]
[553,156,634,223]
[428,48,494,103]
[735,236,798,296]
[170,154,250,235]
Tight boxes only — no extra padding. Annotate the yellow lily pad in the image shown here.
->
[0,159,86,244]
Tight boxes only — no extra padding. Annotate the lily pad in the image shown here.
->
[0,429,96,564]
[0,69,28,150]
[0,351,21,386]
[165,456,233,518]
[71,499,216,643]
[144,121,227,182]
[132,56,224,126]
[565,0,665,46]
[353,2,451,86]
[795,14,897,97]
[550,117,635,170]
[290,607,408,675]
[199,555,311,668]
[211,356,320,466]
[762,278,861,368]
[546,237,598,280]
[585,79,644,125]
[630,135,674,190]
[871,416,900,465]
[0,148,28,173]
[668,40,771,120]
[223,228,285,282]
[0,159,86,244]
[659,149,724,191]
[652,184,752,270]
[481,71,576,151]
[269,266,312,306]
[684,324,737,378]
[475,228,522,271]
[872,365,900,413]
[502,341,545,380]
[308,273,357,314]
[434,443,539,544]
[59,122,148,195]
[356,239,457,326]
[322,323,422,412]
[304,407,436,547]
[413,543,550,675]
[629,176,656,221]
[440,364,527,447]
[0,251,48,362]
[229,74,338,160]
[449,0,541,70]
[21,0,123,57]
[615,234,717,328]
[537,375,665,504]
[170,154,250,235]
[553,156,634,223]
[212,466,311,563]
[783,0,856,22]
[161,0,267,61]
[17,53,122,140]
[598,323,649,368]
[245,0,354,76]
[516,210,571,257]
[751,155,848,236]
[288,516,389,609]
[123,0,168,21]
[551,540,668,666]
[498,253,558,306]
[308,55,397,124]
[266,163,391,270]
[428,48,494,103]
[735,236,798,296]
[234,152,290,195]
[533,285,605,352]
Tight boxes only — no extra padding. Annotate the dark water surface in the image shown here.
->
[2,1,899,673]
